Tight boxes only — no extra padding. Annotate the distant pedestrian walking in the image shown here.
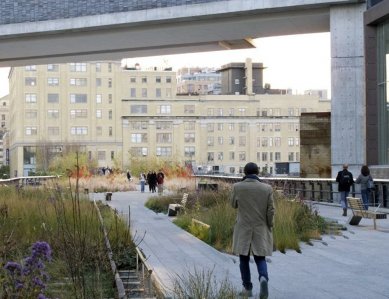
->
[126,170,132,182]
[140,173,146,193]
[356,165,374,210]
[336,163,354,216]
[157,170,165,195]
[230,162,274,299]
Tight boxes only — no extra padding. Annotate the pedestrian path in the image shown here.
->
[91,191,389,299]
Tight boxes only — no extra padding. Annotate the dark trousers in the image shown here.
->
[239,254,268,290]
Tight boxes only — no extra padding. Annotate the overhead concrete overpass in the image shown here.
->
[0,0,368,176]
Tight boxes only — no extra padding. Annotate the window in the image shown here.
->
[207,123,214,132]
[207,137,214,146]
[261,110,267,117]
[131,133,148,143]
[130,147,148,157]
[96,110,102,118]
[275,137,281,147]
[25,94,37,103]
[275,123,281,132]
[270,152,273,162]
[98,151,106,161]
[48,127,59,136]
[130,88,136,98]
[184,133,195,143]
[108,63,112,72]
[96,63,101,72]
[96,94,102,104]
[184,146,195,157]
[142,77,147,83]
[262,137,268,147]
[228,123,235,131]
[25,65,36,71]
[262,152,268,161]
[71,127,88,135]
[216,108,223,116]
[47,64,59,72]
[47,109,59,119]
[25,127,37,136]
[275,152,281,161]
[69,63,87,72]
[295,124,300,132]
[269,137,273,147]
[228,108,235,116]
[156,88,161,98]
[96,78,101,87]
[156,147,172,157]
[156,76,161,83]
[217,123,223,131]
[155,121,172,130]
[218,136,223,145]
[239,136,246,146]
[156,133,172,143]
[70,109,87,118]
[257,137,261,147]
[108,94,112,104]
[108,78,112,88]
[96,126,102,136]
[235,79,240,85]
[295,137,299,146]
[217,152,223,161]
[184,121,195,130]
[184,105,195,114]
[207,108,214,116]
[157,105,171,114]
[288,108,294,116]
[288,137,294,146]
[288,152,294,161]
[229,137,235,145]
[131,105,147,114]
[238,108,246,116]
[25,77,36,86]
[142,88,147,98]
[130,121,148,130]
[111,151,114,160]
[239,123,246,133]
[207,152,214,162]
[109,110,112,120]
[239,152,246,161]
[166,88,172,98]
[70,78,87,86]
[48,93,59,103]
[109,127,113,136]
[47,77,59,86]
[257,152,261,161]
[296,152,300,162]
[25,110,37,119]
[130,77,136,83]
[166,76,172,83]
[70,94,87,103]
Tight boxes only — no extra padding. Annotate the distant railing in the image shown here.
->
[196,175,389,208]
[0,176,59,187]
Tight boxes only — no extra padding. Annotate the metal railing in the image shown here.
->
[0,175,59,187]
[196,175,389,208]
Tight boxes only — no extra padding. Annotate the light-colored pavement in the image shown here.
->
[90,191,389,299]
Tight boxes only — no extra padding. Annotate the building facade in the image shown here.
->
[176,68,221,95]
[0,95,9,166]
[8,61,330,177]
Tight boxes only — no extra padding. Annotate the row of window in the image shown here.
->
[25,63,113,73]
[27,93,114,104]
[24,126,113,136]
[25,109,113,120]
[129,88,172,98]
[25,77,113,88]
[130,76,172,84]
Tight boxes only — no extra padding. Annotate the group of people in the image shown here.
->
[336,163,375,215]
[126,169,165,194]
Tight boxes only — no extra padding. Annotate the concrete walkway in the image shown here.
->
[90,191,389,299]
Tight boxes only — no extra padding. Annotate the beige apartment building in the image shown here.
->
[8,61,330,177]
[0,95,9,166]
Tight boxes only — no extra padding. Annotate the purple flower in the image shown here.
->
[31,241,52,261]
[4,261,22,275]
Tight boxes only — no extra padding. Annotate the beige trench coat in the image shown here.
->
[230,178,274,256]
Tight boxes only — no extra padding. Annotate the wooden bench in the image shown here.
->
[347,197,387,230]
[168,193,188,216]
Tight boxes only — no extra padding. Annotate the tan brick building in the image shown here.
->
[8,61,330,177]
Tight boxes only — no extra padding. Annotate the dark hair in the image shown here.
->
[244,162,259,175]
[361,165,370,176]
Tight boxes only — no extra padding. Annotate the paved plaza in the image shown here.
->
[90,190,389,299]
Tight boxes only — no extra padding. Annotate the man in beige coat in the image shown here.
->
[230,162,274,299]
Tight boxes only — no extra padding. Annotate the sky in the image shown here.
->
[0,32,331,98]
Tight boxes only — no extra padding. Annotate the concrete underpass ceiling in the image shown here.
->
[0,8,330,67]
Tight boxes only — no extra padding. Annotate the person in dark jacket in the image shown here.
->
[356,165,373,210]
[336,163,354,216]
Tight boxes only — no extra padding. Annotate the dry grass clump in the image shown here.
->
[64,174,138,192]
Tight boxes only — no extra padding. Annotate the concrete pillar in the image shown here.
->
[245,58,253,95]
[330,4,366,178]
